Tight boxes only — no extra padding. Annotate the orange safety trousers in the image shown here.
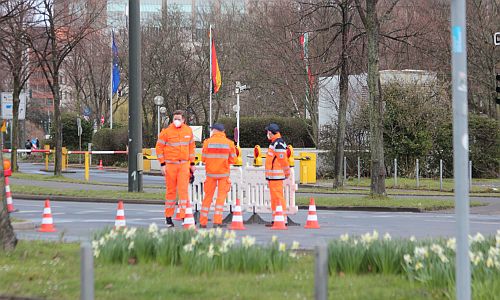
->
[199,177,231,226]
[268,179,287,220]
[164,161,190,218]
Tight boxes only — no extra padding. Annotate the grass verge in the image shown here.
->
[318,177,499,193]
[0,240,445,300]
[11,184,163,201]
[295,196,485,210]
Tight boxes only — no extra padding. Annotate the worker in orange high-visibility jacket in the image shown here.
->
[155,110,196,227]
[264,123,291,227]
[199,123,237,228]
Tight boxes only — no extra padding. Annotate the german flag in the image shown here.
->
[211,32,221,94]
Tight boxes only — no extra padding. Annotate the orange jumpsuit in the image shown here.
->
[155,123,195,218]
[199,132,236,226]
[265,133,291,217]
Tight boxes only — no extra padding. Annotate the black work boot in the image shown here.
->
[165,217,174,228]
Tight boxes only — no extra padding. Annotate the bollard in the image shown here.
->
[394,158,398,187]
[44,144,50,171]
[416,159,420,188]
[315,243,328,300]
[439,159,443,191]
[62,147,67,171]
[80,242,94,300]
[84,152,90,181]
[357,157,360,185]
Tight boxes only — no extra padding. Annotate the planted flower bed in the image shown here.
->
[329,230,500,299]
[92,224,299,274]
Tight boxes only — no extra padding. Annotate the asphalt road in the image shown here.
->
[12,199,500,249]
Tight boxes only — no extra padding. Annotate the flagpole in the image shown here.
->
[110,29,113,129]
[209,24,213,127]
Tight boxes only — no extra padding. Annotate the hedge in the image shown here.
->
[217,117,314,148]
[91,125,128,166]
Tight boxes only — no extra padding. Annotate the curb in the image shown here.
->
[298,205,423,213]
[14,194,425,212]
[12,221,36,230]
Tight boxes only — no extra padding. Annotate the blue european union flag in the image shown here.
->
[112,31,120,95]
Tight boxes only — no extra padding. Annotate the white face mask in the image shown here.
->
[210,130,215,137]
[173,120,182,128]
[267,132,273,140]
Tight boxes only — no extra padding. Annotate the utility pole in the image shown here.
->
[128,0,143,192]
[451,0,471,299]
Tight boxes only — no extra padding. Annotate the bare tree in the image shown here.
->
[355,0,391,195]
[28,0,105,175]
[0,0,36,172]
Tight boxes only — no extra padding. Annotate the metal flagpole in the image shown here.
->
[110,29,113,129]
[451,0,471,299]
[209,24,213,127]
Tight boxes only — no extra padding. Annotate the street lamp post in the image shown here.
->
[154,96,164,137]
[234,81,249,147]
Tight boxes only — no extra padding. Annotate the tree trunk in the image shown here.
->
[333,1,351,188]
[53,67,62,176]
[11,77,21,172]
[0,130,17,251]
[366,0,386,195]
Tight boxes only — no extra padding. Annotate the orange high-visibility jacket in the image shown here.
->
[265,132,290,180]
[156,123,195,164]
[201,132,236,178]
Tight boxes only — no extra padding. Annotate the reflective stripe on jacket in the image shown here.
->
[201,132,236,177]
[155,123,195,164]
[265,132,290,180]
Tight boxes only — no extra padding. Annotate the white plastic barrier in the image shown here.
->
[188,165,298,215]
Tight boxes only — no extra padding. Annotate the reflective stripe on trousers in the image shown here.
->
[199,177,231,225]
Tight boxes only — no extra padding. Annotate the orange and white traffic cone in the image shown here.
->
[5,176,15,213]
[38,199,56,232]
[183,201,196,229]
[271,205,287,230]
[229,198,246,230]
[173,205,183,221]
[304,198,320,229]
[114,201,126,229]
[98,160,104,170]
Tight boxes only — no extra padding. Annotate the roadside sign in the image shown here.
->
[1,93,13,120]
[495,32,500,46]
[0,92,27,120]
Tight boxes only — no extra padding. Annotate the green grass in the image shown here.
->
[11,184,164,201]
[11,172,128,187]
[295,196,485,210]
[0,240,445,300]
[325,177,499,193]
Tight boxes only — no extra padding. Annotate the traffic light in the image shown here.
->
[253,145,262,167]
[234,145,242,166]
[287,145,295,167]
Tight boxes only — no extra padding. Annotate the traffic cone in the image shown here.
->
[271,205,287,230]
[229,198,246,230]
[304,198,320,229]
[114,201,126,229]
[98,160,104,170]
[183,201,196,229]
[173,205,183,221]
[5,176,15,213]
[38,199,56,232]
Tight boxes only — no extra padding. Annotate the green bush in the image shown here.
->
[218,117,314,148]
[432,114,499,178]
[91,125,128,166]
